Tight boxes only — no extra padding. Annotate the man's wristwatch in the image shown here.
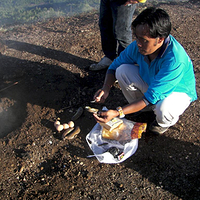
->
[116,106,125,118]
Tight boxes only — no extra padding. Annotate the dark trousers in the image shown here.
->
[99,0,136,60]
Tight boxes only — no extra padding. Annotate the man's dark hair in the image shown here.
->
[132,7,171,38]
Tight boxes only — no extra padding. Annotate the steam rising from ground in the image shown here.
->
[0,0,189,28]
[0,0,100,27]
[0,98,16,138]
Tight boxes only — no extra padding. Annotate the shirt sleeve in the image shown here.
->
[108,41,138,72]
[144,57,185,104]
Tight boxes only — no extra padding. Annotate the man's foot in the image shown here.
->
[89,56,112,71]
[149,120,169,135]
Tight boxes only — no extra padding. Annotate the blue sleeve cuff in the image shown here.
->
[143,96,150,106]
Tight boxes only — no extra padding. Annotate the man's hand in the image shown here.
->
[92,73,115,103]
[93,87,109,103]
[93,110,119,123]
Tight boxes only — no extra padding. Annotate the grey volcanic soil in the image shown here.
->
[0,1,200,199]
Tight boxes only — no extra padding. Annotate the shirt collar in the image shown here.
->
[144,36,170,64]
[157,35,170,58]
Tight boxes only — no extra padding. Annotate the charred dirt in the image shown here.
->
[0,1,200,199]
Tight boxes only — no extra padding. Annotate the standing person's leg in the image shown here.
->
[111,2,136,55]
[90,1,136,71]
[90,0,114,71]
[99,0,117,60]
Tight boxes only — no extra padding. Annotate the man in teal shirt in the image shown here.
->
[92,7,197,134]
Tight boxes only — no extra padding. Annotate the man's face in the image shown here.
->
[134,24,162,56]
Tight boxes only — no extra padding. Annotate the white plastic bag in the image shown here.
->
[86,118,138,164]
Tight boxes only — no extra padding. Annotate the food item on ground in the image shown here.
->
[131,122,147,139]
[102,127,120,140]
[85,106,99,114]
[101,118,123,140]
[99,117,123,132]
[102,121,146,141]
[56,124,64,132]
[101,123,125,140]
[68,121,74,128]
[62,127,74,139]
[63,123,69,129]
[71,107,84,120]
[54,120,60,127]
[63,126,81,140]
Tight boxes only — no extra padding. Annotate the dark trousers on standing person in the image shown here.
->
[99,0,136,60]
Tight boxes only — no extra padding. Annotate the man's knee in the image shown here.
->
[115,64,126,80]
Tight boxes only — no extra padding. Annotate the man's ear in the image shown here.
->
[158,37,165,44]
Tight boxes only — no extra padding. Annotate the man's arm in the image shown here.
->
[122,98,147,115]
[93,73,116,103]
[93,98,147,123]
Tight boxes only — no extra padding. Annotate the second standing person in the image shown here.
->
[90,0,145,71]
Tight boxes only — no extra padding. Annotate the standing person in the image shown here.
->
[92,7,197,134]
[89,0,145,71]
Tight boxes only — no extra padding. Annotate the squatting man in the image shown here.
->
[92,7,197,134]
